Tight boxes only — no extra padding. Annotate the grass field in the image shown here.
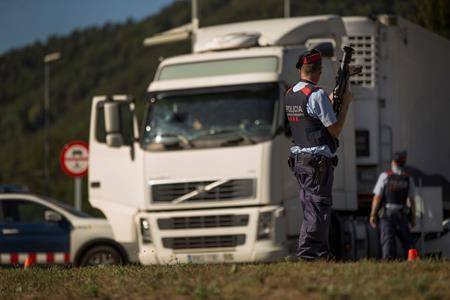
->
[0,261,449,300]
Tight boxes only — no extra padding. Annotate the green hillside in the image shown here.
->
[1,0,449,215]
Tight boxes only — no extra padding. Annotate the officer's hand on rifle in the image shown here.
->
[328,92,334,103]
[369,215,377,229]
[327,84,353,139]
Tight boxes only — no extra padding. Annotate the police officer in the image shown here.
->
[369,151,416,260]
[285,49,352,260]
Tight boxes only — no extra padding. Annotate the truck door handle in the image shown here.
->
[90,181,101,188]
[2,228,19,235]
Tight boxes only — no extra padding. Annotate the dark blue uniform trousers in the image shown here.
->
[379,209,414,260]
[294,157,334,260]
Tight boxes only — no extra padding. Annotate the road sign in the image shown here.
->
[60,141,89,177]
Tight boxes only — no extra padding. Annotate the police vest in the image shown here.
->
[284,83,337,152]
[383,171,410,206]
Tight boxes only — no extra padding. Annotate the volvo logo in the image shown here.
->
[196,184,207,193]
[171,179,229,204]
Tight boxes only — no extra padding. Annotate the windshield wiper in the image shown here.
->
[157,133,195,148]
[207,129,257,145]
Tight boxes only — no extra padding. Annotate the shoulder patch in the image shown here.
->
[299,85,320,97]
[299,86,312,96]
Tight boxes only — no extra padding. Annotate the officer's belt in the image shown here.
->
[291,153,338,167]
[384,203,405,210]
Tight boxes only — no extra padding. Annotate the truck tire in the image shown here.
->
[329,213,344,260]
[79,245,123,267]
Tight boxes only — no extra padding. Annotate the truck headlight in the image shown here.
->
[257,211,273,240]
[140,218,152,244]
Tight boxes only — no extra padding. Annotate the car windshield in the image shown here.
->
[142,83,279,151]
[41,196,92,218]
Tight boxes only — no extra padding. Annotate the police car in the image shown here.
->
[0,185,135,266]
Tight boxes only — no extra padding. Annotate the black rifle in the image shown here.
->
[332,46,361,116]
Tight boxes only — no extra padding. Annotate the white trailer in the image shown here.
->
[344,16,450,209]
[88,15,450,263]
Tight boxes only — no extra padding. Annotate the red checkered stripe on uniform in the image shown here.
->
[0,252,70,265]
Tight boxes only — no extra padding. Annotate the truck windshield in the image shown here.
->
[142,83,279,151]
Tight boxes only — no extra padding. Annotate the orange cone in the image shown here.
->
[24,257,32,269]
[407,249,419,261]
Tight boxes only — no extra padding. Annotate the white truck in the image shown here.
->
[88,15,450,264]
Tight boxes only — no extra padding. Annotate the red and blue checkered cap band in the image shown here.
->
[302,52,321,64]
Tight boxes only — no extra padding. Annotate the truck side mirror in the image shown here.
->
[443,219,450,235]
[104,102,124,147]
[45,210,62,222]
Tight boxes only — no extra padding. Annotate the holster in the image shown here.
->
[312,156,326,185]
[404,207,413,223]
[288,155,295,172]
[289,153,336,185]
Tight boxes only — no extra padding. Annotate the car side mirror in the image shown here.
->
[104,102,124,147]
[45,210,62,222]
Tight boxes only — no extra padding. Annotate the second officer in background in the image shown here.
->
[285,49,352,260]
[369,151,416,260]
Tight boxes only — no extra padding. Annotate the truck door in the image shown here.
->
[0,199,70,264]
[89,96,143,243]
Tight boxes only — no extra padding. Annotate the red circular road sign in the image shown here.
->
[60,141,89,177]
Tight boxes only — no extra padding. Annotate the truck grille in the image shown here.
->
[158,214,249,230]
[162,235,246,250]
[151,179,255,203]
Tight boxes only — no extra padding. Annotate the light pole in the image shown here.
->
[284,0,290,18]
[43,52,61,194]
[191,0,199,52]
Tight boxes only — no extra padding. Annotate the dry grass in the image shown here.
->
[0,260,449,300]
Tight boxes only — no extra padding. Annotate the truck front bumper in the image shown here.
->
[136,205,287,265]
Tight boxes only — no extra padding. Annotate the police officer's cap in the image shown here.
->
[296,49,322,69]
[393,151,407,165]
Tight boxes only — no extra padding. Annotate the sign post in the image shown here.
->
[74,177,82,211]
[60,141,89,211]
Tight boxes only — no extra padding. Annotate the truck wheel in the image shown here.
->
[329,213,343,260]
[79,245,123,266]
